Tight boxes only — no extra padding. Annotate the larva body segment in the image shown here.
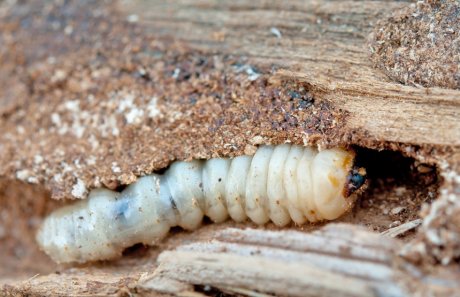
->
[284,146,307,225]
[297,148,319,222]
[37,145,365,264]
[111,175,169,246]
[224,155,251,222]
[164,161,204,230]
[245,145,273,225]
[312,148,355,220]
[202,158,230,223]
[267,144,291,226]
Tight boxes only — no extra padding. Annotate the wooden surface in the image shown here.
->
[138,225,460,297]
[5,224,459,296]
[1,1,459,296]
[124,0,460,147]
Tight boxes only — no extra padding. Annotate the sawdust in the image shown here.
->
[0,0,344,201]
[369,0,459,89]
[401,152,460,266]
[0,0,459,296]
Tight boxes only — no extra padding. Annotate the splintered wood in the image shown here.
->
[3,225,460,296]
[0,1,459,296]
[137,225,416,297]
[123,0,460,147]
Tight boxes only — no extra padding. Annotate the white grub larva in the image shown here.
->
[36,145,366,264]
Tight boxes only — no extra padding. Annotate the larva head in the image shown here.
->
[344,167,367,198]
[311,148,365,220]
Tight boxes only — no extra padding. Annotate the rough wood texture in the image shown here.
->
[4,225,459,296]
[0,0,458,201]
[0,0,459,296]
[369,0,460,89]
[125,0,460,147]
[138,225,460,297]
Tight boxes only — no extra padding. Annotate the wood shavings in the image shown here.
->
[381,219,422,238]
[369,0,460,89]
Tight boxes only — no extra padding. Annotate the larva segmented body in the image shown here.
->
[37,145,366,264]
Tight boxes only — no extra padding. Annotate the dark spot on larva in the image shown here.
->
[218,178,222,182]
[199,182,203,189]
[114,199,130,222]
[78,216,84,220]
[276,200,280,205]
[169,196,178,210]
[138,207,142,212]
[250,250,261,256]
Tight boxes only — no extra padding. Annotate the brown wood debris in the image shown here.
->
[369,0,460,89]
[0,0,459,296]
[135,225,460,297]
[4,225,460,297]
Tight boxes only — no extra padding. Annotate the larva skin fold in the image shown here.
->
[37,145,365,264]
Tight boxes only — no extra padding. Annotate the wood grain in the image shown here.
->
[123,0,460,147]
[1,1,459,296]
[139,225,460,297]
